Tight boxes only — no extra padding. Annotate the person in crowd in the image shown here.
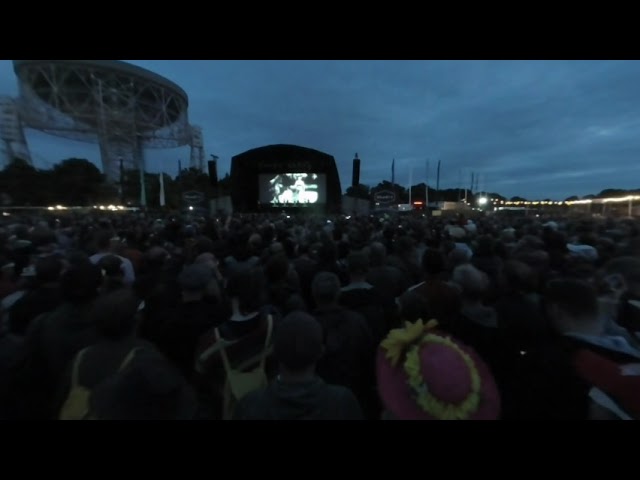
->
[6,255,64,336]
[234,311,363,420]
[4,263,103,419]
[528,279,640,420]
[156,264,222,382]
[376,319,501,420]
[195,267,278,419]
[311,272,377,419]
[97,255,127,295]
[409,248,460,329]
[89,231,135,285]
[339,252,387,343]
[56,290,198,420]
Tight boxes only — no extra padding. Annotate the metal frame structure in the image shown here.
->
[0,96,32,167]
[2,60,207,182]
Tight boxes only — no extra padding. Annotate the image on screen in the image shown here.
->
[259,173,326,205]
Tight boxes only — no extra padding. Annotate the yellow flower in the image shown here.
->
[381,319,439,366]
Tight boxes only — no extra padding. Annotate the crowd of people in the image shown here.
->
[0,208,639,420]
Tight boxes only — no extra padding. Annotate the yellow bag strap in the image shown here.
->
[214,315,274,375]
[258,315,274,371]
[118,347,140,372]
[71,348,89,388]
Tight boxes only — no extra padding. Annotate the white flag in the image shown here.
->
[159,172,165,207]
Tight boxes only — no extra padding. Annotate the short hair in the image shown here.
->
[346,252,369,276]
[275,311,324,372]
[227,267,266,313]
[93,290,141,340]
[452,264,489,299]
[369,242,386,267]
[421,249,446,275]
[399,290,429,323]
[35,255,63,284]
[61,264,102,303]
[98,255,124,277]
[96,230,113,250]
[311,272,341,305]
[265,253,290,283]
[544,279,598,319]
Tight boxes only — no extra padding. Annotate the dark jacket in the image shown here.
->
[156,299,220,381]
[6,302,99,419]
[339,286,388,343]
[234,377,363,420]
[55,338,198,420]
[313,305,377,418]
[8,285,63,335]
[513,335,640,420]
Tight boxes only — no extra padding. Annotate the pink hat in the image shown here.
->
[377,320,501,420]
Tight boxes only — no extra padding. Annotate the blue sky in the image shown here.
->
[1,60,640,199]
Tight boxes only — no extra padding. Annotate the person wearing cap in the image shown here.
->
[234,312,363,420]
[376,319,501,420]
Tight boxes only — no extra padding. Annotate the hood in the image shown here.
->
[267,378,330,420]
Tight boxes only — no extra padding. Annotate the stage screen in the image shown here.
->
[259,173,326,205]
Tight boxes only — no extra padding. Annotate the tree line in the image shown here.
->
[1,158,637,208]
[0,158,232,209]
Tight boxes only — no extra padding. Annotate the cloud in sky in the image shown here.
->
[1,59,640,199]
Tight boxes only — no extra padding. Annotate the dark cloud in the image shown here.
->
[1,60,640,199]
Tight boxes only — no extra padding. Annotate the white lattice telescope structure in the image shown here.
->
[3,60,207,181]
[0,96,32,167]
[190,125,205,171]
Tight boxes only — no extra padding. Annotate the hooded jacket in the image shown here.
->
[233,377,363,420]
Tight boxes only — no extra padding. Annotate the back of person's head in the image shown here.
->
[394,236,415,257]
[275,311,323,373]
[265,253,290,283]
[35,255,63,285]
[66,250,91,269]
[312,271,341,306]
[96,230,113,251]
[502,260,536,293]
[346,251,369,277]
[93,289,140,340]
[61,263,102,303]
[543,279,600,333]
[452,264,489,301]
[601,257,640,296]
[474,235,495,257]
[98,254,124,278]
[369,242,386,267]
[422,248,446,276]
[317,241,337,264]
[178,263,213,293]
[398,290,430,323]
[228,267,267,314]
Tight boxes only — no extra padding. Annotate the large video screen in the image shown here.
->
[259,173,326,205]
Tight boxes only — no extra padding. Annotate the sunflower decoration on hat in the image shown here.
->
[377,319,501,420]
